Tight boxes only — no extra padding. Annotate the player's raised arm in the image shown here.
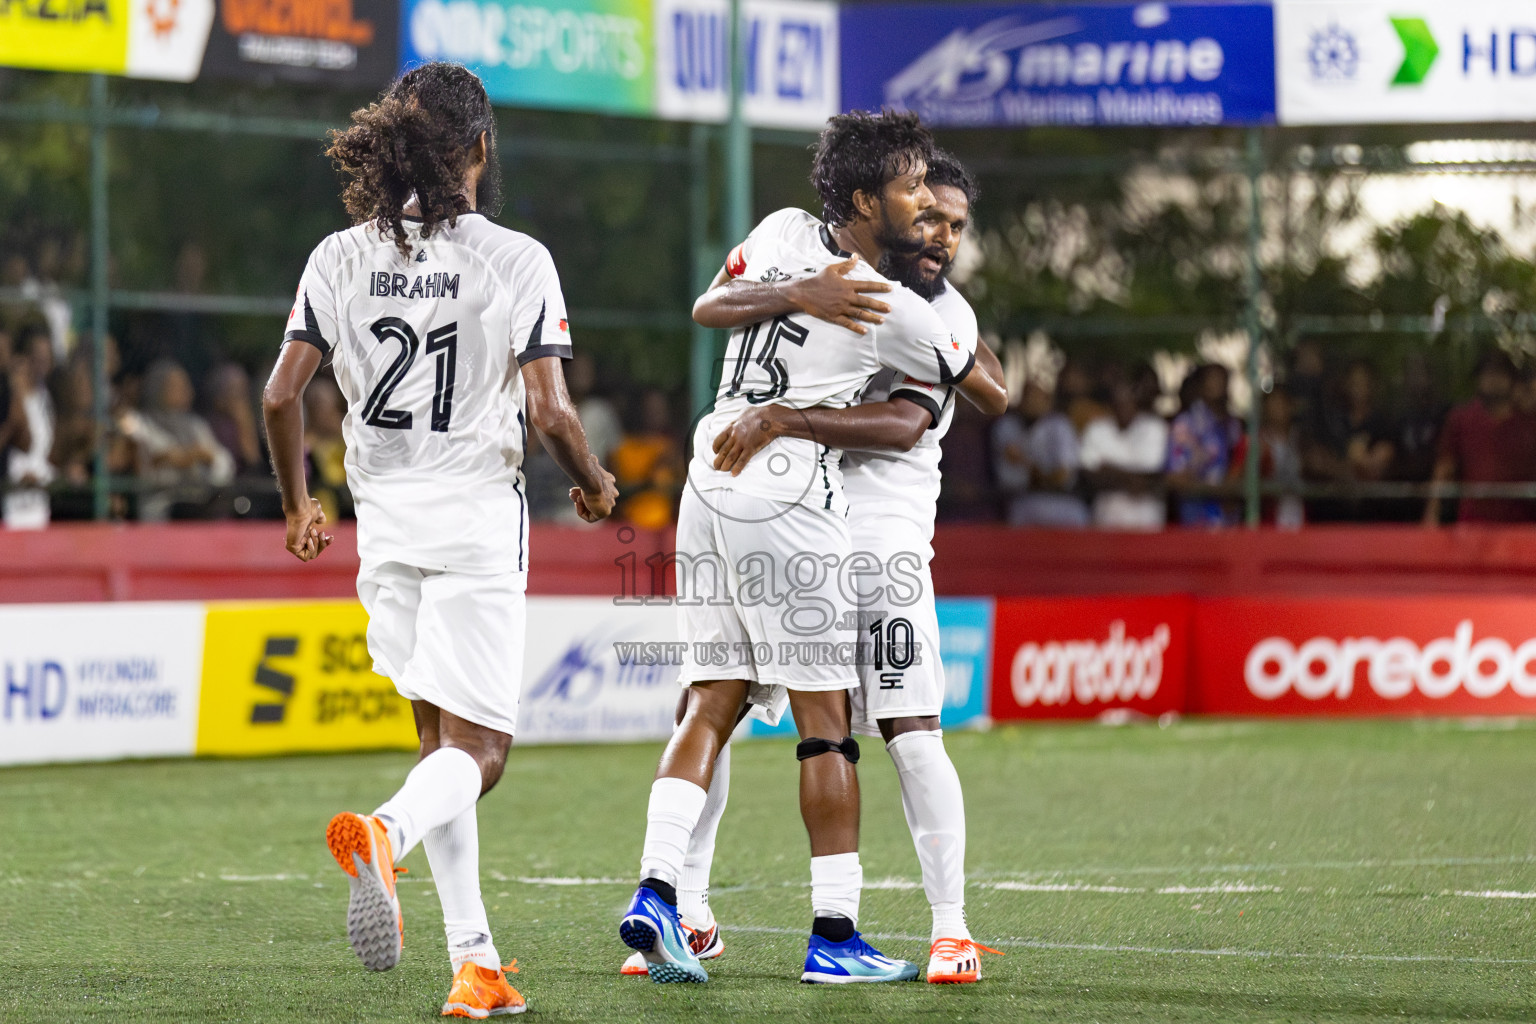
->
[693,256,891,335]
[522,356,617,522]
[263,339,332,561]
[711,397,931,475]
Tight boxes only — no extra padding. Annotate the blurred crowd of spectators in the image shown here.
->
[961,341,1536,530]
[5,272,1536,531]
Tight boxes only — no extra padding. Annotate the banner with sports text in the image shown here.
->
[989,595,1192,721]
[1192,596,1536,715]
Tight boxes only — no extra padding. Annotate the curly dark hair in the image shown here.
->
[925,149,979,211]
[810,109,935,227]
[326,62,502,259]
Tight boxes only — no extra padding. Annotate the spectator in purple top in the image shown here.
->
[1166,363,1241,527]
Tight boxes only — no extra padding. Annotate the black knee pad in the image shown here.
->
[796,736,860,764]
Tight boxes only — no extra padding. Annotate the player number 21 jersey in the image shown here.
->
[285,213,573,574]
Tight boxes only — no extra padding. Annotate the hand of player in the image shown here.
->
[570,465,618,522]
[712,405,790,476]
[283,497,332,562]
[784,257,891,335]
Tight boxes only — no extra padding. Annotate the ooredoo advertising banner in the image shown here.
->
[0,602,205,766]
[1276,0,1536,125]
[840,1,1276,128]
[1193,596,1536,715]
[200,0,398,86]
[990,595,1191,720]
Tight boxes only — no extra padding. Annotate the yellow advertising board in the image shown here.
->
[0,0,129,74]
[196,600,417,756]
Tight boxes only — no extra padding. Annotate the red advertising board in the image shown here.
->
[1193,596,1536,716]
[990,596,1192,721]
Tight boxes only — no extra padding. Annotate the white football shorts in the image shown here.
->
[357,561,527,736]
[675,486,858,725]
[846,512,945,736]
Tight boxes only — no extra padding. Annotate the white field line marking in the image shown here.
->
[219,873,310,882]
[726,925,1536,965]
[989,882,1142,894]
[1455,890,1536,899]
[979,853,1536,878]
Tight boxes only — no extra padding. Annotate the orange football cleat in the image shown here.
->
[442,961,527,1018]
[326,812,405,971]
[925,938,1002,984]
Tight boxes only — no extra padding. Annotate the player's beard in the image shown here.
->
[475,135,505,218]
[878,245,950,300]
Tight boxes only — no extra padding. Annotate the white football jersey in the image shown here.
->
[689,208,974,515]
[843,283,979,542]
[284,213,572,574]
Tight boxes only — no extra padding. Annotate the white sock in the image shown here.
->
[640,777,708,889]
[810,852,862,925]
[373,746,483,862]
[424,804,500,971]
[679,743,729,926]
[887,729,969,941]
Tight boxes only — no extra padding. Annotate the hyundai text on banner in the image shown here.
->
[1277,0,1536,125]
[196,601,417,756]
[402,0,655,116]
[1194,596,1536,715]
[0,602,205,766]
[655,0,838,128]
[840,1,1276,128]
[990,596,1191,721]
[199,0,397,86]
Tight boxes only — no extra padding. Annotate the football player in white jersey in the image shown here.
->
[624,153,1004,984]
[618,112,1006,987]
[262,63,617,1018]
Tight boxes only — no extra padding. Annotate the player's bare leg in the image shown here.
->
[622,690,730,976]
[878,714,998,983]
[621,679,748,983]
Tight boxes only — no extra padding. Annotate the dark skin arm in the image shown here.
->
[711,396,932,475]
[693,258,892,335]
[262,341,331,562]
[521,356,618,521]
[963,340,1008,416]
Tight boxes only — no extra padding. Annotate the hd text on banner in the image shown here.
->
[840,1,1277,128]
[0,602,206,766]
[1276,0,1536,124]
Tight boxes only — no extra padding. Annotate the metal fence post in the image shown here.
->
[89,74,111,521]
[688,123,716,417]
[1243,127,1265,528]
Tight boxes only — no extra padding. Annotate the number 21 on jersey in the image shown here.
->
[362,316,458,432]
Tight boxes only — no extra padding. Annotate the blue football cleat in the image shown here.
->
[619,886,708,984]
[800,931,921,984]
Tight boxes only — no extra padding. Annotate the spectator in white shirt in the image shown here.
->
[1080,367,1169,530]
[992,381,1089,528]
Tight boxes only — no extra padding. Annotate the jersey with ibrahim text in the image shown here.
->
[284,213,572,574]
[841,283,979,543]
[689,208,974,516]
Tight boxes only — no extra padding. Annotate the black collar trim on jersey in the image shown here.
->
[820,224,852,259]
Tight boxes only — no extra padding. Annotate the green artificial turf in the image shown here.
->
[2,719,1535,1022]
